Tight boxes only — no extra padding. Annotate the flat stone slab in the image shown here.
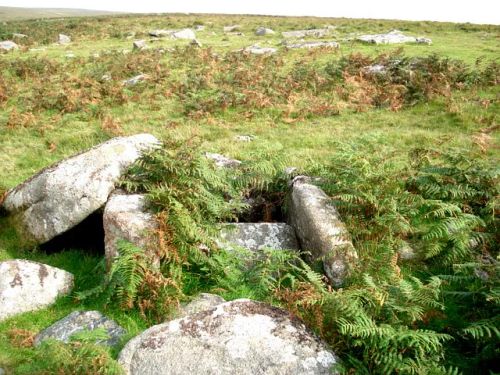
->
[285,41,339,49]
[2,134,160,246]
[58,34,71,44]
[119,299,338,375]
[34,310,125,346]
[244,45,277,55]
[0,260,74,321]
[288,177,357,287]
[282,29,330,38]
[218,223,299,252]
[104,190,159,268]
[171,29,196,40]
[357,30,432,45]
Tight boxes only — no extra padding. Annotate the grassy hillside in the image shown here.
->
[0,6,121,21]
[0,13,498,374]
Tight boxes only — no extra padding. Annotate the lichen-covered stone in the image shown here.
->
[357,30,432,45]
[282,29,330,38]
[255,27,275,36]
[218,223,299,252]
[204,152,241,168]
[178,293,225,317]
[0,40,19,51]
[1,134,160,246]
[244,45,277,55]
[0,260,73,321]
[34,310,125,346]
[133,40,147,50]
[171,29,196,40]
[58,34,71,44]
[285,41,339,49]
[119,299,338,375]
[104,190,159,268]
[288,177,357,287]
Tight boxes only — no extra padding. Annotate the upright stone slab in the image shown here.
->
[288,177,357,286]
[1,134,160,246]
[103,191,159,268]
[218,223,299,252]
[119,299,338,375]
[34,310,126,347]
[0,260,74,321]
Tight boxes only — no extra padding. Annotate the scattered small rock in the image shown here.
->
[194,25,205,31]
[35,310,125,347]
[357,30,432,45]
[0,40,19,51]
[58,34,71,45]
[223,25,240,33]
[171,28,196,40]
[363,64,387,75]
[204,152,242,168]
[285,41,339,49]
[119,299,338,375]
[0,260,74,321]
[244,44,277,55]
[190,38,202,47]
[13,33,27,38]
[282,29,330,39]
[123,74,148,86]
[65,53,75,58]
[148,29,175,38]
[255,27,275,36]
[234,135,255,142]
[132,40,147,50]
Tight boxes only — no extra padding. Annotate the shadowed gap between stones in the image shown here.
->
[39,210,105,255]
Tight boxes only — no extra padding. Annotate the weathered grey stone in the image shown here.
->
[148,29,175,38]
[285,41,339,49]
[0,367,4,375]
[104,191,159,268]
[13,33,27,38]
[223,25,240,32]
[218,223,299,252]
[119,299,338,375]
[133,40,147,50]
[363,64,387,75]
[357,30,432,45]
[0,260,73,321]
[282,29,330,38]
[204,152,241,168]
[0,40,18,51]
[244,44,277,55]
[255,27,275,36]
[171,29,196,40]
[398,243,417,261]
[58,34,71,44]
[2,134,160,246]
[178,293,225,317]
[288,177,357,287]
[123,74,148,86]
[35,310,125,346]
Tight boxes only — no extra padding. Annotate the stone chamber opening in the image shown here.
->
[235,189,286,223]
[39,210,105,255]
